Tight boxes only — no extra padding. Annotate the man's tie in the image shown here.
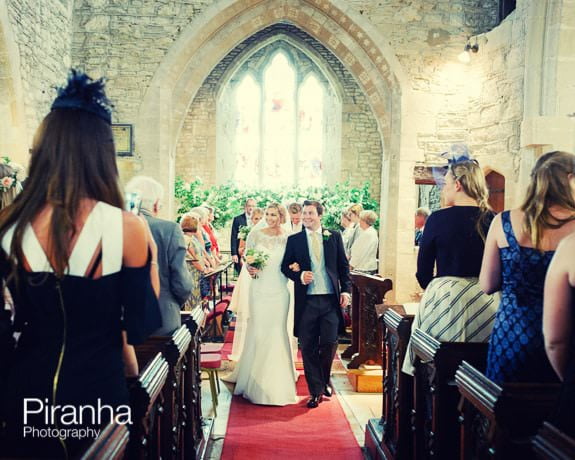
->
[311,232,321,261]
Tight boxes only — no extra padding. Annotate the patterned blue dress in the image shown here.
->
[486,211,559,384]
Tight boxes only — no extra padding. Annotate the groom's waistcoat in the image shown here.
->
[306,230,335,295]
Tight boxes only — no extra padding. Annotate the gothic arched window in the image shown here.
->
[230,48,328,188]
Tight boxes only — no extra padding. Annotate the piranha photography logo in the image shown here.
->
[22,398,132,440]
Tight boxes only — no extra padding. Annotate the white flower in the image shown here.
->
[322,230,331,240]
[1,176,14,188]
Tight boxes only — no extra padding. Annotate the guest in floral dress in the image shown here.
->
[481,151,575,384]
[180,213,210,309]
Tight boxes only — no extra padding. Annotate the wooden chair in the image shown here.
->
[532,422,575,459]
[201,353,222,416]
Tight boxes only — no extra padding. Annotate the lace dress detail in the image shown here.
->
[485,211,558,384]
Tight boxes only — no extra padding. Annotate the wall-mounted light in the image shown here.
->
[458,41,479,64]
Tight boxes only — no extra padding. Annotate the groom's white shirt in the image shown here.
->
[304,227,335,295]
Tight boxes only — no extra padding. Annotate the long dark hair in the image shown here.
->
[0,109,124,278]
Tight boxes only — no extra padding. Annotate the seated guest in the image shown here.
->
[414,207,430,246]
[203,205,221,259]
[481,151,575,384]
[192,206,218,266]
[403,155,498,375]
[0,71,161,457]
[181,213,210,309]
[349,210,379,274]
[126,175,192,336]
[544,232,575,436]
[346,203,363,258]
[287,202,303,233]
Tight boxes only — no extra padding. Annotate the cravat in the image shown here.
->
[311,232,321,261]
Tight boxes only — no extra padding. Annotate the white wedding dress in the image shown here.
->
[232,228,298,405]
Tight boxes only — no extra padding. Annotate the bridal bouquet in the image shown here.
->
[244,248,269,278]
[238,225,251,241]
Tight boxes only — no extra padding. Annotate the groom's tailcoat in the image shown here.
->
[281,228,351,337]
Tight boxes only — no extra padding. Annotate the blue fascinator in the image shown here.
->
[51,69,113,124]
[432,144,476,187]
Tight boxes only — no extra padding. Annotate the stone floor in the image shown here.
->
[201,346,380,459]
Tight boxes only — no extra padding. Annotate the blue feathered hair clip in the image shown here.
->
[51,69,113,124]
[431,144,476,187]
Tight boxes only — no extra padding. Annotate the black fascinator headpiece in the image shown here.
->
[51,69,113,124]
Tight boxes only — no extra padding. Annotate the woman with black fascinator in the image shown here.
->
[402,146,499,375]
[0,70,161,458]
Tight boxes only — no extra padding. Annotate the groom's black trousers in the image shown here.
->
[299,294,339,396]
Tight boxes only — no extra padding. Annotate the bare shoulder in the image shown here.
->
[122,211,148,266]
[557,231,575,254]
[122,211,146,235]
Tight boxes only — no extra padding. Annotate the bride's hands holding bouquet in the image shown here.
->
[244,248,269,279]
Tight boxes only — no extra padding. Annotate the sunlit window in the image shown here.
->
[232,49,327,188]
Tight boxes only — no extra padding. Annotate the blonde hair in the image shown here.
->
[288,202,302,213]
[348,203,363,217]
[360,210,377,226]
[180,213,200,233]
[448,159,491,241]
[521,151,575,249]
[252,208,264,217]
[266,202,287,224]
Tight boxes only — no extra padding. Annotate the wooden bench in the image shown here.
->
[365,307,414,460]
[411,329,488,459]
[341,272,393,369]
[128,352,169,459]
[532,422,575,459]
[456,361,560,459]
[79,422,129,460]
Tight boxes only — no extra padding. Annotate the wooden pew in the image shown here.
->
[182,305,212,460]
[128,353,169,459]
[411,329,488,460]
[365,306,414,460]
[532,422,575,459]
[456,361,560,459]
[342,272,393,368]
[79,422,129,460]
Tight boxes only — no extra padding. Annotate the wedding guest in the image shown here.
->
[349,210,379,274]
[231,198,256,273]
[288,202,303,233]
[543,233,575,436]
[346,203,363,257]
[403,156,498,375]
[251,207,263,226]
[0,71,161,457]
[340,209,354,256]
[126,175,192,336]
[414,207,430,246]
[203,205,221,259]
[191,206,217,262]
[181,213,210,309]
[481,151,575,384]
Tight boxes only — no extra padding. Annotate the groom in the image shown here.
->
[281,200,351,408]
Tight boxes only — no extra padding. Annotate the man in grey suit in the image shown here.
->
[126,176,193,336]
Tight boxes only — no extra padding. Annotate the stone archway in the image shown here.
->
[136,0,414,300]
[0,1,28,165]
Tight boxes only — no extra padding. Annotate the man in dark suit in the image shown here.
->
[230,198,256,274]
[126,176,193,335]
[281,200,351,408]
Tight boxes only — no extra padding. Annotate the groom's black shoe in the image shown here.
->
[307,395,322,408]
[323,385,333,397]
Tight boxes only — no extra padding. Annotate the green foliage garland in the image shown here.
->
[174,177,379,230]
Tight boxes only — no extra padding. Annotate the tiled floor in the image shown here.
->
[201,346,381,459]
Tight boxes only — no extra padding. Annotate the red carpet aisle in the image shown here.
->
[220,370,364,459]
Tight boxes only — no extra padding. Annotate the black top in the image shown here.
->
[416,206,494,289]
[0,262,161,457]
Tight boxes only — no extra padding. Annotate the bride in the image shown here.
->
[232,203,298,405]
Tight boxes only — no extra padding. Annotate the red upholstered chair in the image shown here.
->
[201,353,222,416]
[204,298,231,339]
[200,342,224,354]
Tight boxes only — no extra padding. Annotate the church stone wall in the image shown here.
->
[5,0,74,134]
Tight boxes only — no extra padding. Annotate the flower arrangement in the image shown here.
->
[237,225,251,241]
[322,229,331,241]
[244,248,269,278]
[0,156,24,193]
